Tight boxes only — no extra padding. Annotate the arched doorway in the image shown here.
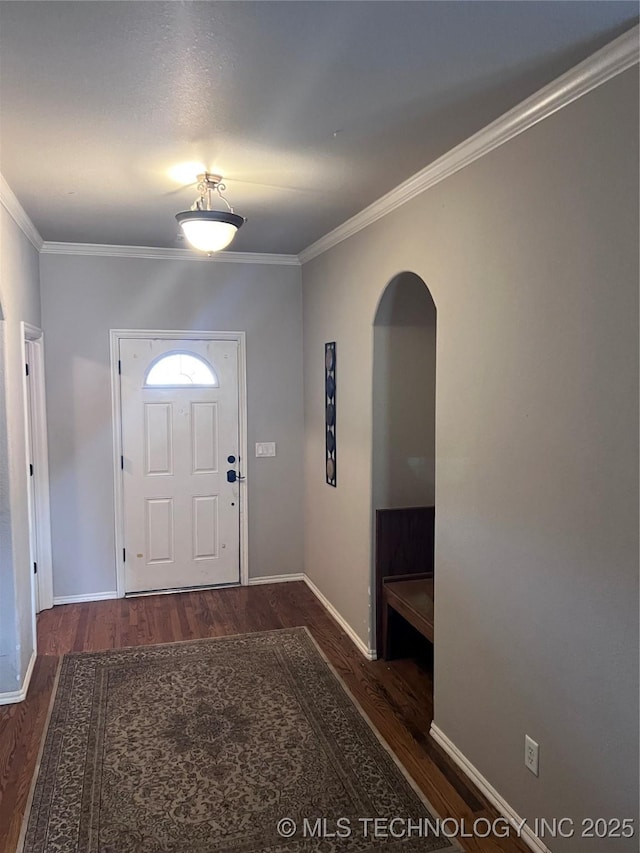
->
[372,272,437,668]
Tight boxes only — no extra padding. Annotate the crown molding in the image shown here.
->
[299,24,639,264]
[4,25,638,267]
[0,174,43,251]
[40,242,301,265]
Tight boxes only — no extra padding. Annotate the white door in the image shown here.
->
[119,338,241,593]
[22,326,54,613]
[25,340,40,612]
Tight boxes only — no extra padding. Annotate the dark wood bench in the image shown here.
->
[381,573,434,660]
[375,506,435,659]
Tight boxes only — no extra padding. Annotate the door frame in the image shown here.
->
[21,322,54,613]
[109,329,249,597]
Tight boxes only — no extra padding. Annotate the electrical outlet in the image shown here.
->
[525,735,539,776]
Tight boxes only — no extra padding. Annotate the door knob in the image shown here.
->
[227,468,245,483]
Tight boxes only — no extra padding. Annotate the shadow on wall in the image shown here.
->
[372,271,437,511]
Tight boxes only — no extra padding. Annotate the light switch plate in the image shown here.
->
[255,442,276,457]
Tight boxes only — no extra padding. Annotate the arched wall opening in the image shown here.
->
[371,271,437,659]
[372,271,436,511]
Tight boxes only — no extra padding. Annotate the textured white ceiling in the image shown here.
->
[0,1,637,254]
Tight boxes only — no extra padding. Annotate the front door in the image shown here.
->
[119,338,241,593]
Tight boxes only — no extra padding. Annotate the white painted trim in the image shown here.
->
[303,575,376,660]
[299,24,640,264]
[236,335,250,586]
[19,328,38,675]
[244,572,377,660]
[109,332,125,597]
[248,573,305,585]
[20,330,37,629]
[0,649,37,706]
[0,174,43,252]
[109,329,250,597]
[429,723,553,853]
[40,241,300,266]
[22,325,54,613]
[53,591,118,606]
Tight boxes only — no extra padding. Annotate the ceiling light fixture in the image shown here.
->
[176,173,245,254]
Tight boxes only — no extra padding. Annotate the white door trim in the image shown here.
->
[21,322,54,613]
[110,329,249,597]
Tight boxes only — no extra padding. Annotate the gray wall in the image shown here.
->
[39,254,303,597]
[373,272,436,509]
[0,205,41,696]
[302,69,639,850]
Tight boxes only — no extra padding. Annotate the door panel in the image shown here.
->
[146,498,174,564]
[120,338,240,593]
[191,402,218,473]
[193,495,218,560]
[144,403,173,475]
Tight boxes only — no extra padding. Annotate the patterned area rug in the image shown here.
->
[20,628,455,852]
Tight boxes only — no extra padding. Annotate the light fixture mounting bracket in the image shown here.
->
[197,173,224,191]
[193,172,234,213]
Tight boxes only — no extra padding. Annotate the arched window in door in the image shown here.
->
[144,352,219,387]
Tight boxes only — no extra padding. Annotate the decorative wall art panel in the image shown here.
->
[325,342,336,487]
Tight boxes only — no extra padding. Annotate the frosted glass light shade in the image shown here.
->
[176,210,244,253]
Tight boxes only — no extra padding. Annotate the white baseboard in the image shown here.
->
[0,649,37,706]
[250,573,376,661]
[303,575,376,660]
[248,573,305,585]
[430,723,553,853]
[53,591,118,606]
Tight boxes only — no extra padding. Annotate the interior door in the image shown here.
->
[119,338,241,593]
[24,340,40,612]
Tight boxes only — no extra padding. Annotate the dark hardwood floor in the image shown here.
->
[0,582,529,853]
